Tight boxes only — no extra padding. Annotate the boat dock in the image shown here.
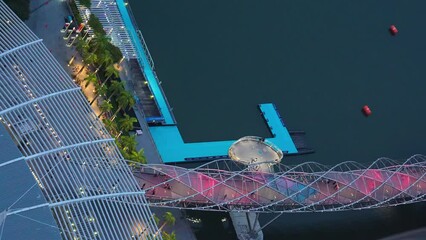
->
[117,0,175,125]
[116,0,313,164]
[150,103,299,163]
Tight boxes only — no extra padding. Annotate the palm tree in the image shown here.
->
[84,53,98,66]
[90,83,108,106]
[153,214,160,226]
[111,91,135,121]
[90,34,110,55]
[76,36,89,53]
[120,135,137,152]
[157,212,175,233]
[104,64,119,83]
[84,72,98,88]
[98,64,119,90]
[103,118,118,136]
[95,50,113,73]
[129,149,146,164]
[98,100,113,118]
[162,231,177,240]
[119,114,137,132]
[107,80,124,101]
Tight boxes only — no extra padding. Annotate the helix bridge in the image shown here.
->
[134,154,426,213]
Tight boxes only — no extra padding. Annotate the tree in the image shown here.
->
[104,41,123,63]
[95,50,113,73]
[79,0,91,8]
[103,119,118,136]
[84,53,98,66]
[90,83,108,106]
[129,149,146,164]
[108,80,124,101]
[153,214,160,226]
[162,231,177,240]
[119,114,137,132]
[88,14,105,35]
[84,72,98,88]
[97,64,119,91]
[111,91,135,121]
[158,212,175,232]
[91,34,110,55]
[104,64,119,83]
[120,135,137,152]
[98,100,113,118]
[76,36,89,54]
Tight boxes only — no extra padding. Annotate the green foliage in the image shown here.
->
[76,37,89,52]
[163,212,176,226]
[84,72,97,88]
[98,51,113,67]
[69,0,83,24]
[84,53,98,66]
[104,42,123,63]
[4,0,30,21]
[162,231,177,240]
[88,14,105,35]
[119,135,137,153]
[103,119,118,136]
[99,101,113,113]
[104,64,119,82]
[108,80,124,99]
[129,149,146,164]
[79,0,91,8]
[119,114,137,132]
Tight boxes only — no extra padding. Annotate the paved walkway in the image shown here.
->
[25,0,74,72]
[120,60,197,239]
[26,0,103,119]
[120,60,163,164]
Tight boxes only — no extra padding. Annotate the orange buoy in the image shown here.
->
[389,25,398,35]
[362,105,372,116]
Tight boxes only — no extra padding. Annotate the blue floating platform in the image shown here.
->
[150,103,297,163]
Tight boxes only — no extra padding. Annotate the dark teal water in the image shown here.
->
[129,0,426,239]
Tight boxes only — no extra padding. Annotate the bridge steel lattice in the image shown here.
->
[133,155,426,213]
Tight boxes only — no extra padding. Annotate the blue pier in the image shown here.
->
[117,1,298,163]
[117,0,175,124]
[150,103,297,163]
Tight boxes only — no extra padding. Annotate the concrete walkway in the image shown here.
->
[25,0,74,72]
[26,0,102,119]
[120,60,197,240]
[120,60,163,164]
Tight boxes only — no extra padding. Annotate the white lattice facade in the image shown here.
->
[0,1,160,239]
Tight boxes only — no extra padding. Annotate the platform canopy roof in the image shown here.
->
[0,1,160,239]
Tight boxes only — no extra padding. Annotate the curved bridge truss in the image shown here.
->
[133,155,426,213]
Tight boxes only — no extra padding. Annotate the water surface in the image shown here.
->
[129,0,426,238]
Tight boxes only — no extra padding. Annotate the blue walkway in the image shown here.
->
[116,0,175,124]
[150,103,297,163]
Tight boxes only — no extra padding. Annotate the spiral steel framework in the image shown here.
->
[133,155,426,213]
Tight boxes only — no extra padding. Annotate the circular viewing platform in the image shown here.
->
[228,136,283,166]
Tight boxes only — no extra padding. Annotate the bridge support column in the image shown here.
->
[230,211,263,240]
